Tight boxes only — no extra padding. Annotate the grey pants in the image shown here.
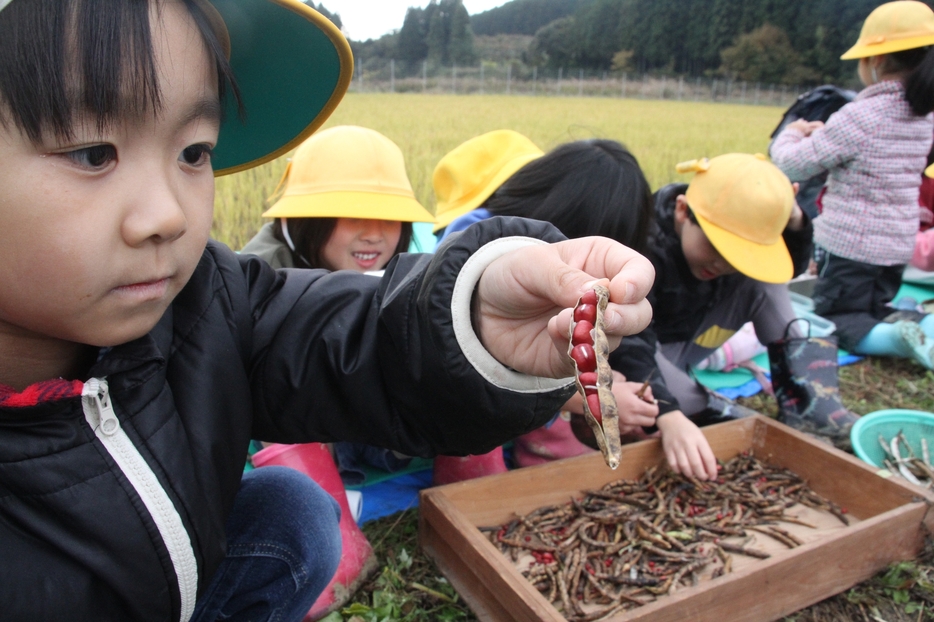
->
[656,281,799,417]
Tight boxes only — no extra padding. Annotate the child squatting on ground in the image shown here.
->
[626,153,862,478]
[0,2,656,621]
[771,0,934,369]
[240,124,437,614]
[241,124,433,483]
[430,130,659,480]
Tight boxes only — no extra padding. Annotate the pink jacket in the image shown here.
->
[772,81,933,266]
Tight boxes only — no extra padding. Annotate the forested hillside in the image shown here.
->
[470,0,586,36]
[350,0,934,86]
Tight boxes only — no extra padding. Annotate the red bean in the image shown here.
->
[573,303,597,324]
[586,393,602,424]
[570,344,596,373]
[578,371,598,395]
[571,320,594,345]
[580,290,598,306]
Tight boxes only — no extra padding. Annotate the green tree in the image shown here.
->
[397,7,429,62]
[425,3,448,64]
[720,24,818,84]
[448,1,478,64]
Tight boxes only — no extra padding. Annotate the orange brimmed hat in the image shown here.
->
[432,130,544,232]
[841,1,934,60]
[676,154,796,284]
[263,126,434,222]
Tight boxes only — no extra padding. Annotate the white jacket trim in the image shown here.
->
[82,378,198,622]
[451,236,574,393]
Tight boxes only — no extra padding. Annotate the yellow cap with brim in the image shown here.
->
[841,1,934,60]
[262,126,434,222]
[432,130,544,232]
[209,0,353,176]
[678,154,795,284]
[926,163,934,178]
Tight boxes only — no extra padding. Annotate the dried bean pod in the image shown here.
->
[568,285,621,469]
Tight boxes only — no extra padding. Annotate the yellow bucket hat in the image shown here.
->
[262,126,434,222]
[676,154,795,284]
[432,130,544,232]
[841,0,934,60]
[926,163,934,177]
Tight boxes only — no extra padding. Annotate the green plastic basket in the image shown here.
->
[851,409,934,468]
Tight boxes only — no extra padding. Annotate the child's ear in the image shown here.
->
[674,195,690,224]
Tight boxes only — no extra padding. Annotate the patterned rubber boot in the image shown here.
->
[767,333,859,450]
[432,447,508,485]
[251,443,378,621]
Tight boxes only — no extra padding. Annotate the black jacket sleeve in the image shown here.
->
[783,211,814,278]
[238,216,576,457]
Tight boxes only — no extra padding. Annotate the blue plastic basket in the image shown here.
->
[851,409,934,468]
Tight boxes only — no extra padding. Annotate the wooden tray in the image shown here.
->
[419,415,934,622]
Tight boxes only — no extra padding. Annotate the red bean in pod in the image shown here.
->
[586,393,602,424]
[573,304,597,324]
[580,290,598,306]
[578,371,598,394]
[570,344,596,373]
[571,320,594,346]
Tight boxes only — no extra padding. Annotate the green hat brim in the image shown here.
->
[210,0,353,176]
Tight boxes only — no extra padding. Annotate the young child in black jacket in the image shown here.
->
[0,2,654,621]
[611,154,856,480]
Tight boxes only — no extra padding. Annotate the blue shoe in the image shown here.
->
[897,321,934,370]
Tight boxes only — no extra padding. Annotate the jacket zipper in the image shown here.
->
[82,378,198,622]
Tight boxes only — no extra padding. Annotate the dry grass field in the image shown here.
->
[213,92,787,250]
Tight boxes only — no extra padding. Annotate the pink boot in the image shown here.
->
[251,443,378,621]
[514,413,595,467]
[432,447,508,485]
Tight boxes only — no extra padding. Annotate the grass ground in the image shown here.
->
[212,93,934,620]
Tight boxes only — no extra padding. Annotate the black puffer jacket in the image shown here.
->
[610,183,813,415]
[0,217,573,622]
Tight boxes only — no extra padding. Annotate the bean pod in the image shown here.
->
[568,285,621,469]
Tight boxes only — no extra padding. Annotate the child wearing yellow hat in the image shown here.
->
[771,0,934,370]
[0,2,657,620]
[627,154,860,478]
[242,125,435,273]
[431,131,659,481]
[241,125,436,615]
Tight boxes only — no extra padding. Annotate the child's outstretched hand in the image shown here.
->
[656,411,718,481]
[475,236,654,379]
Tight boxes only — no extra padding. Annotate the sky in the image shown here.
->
[319,1,510,41]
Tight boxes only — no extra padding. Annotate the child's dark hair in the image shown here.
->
[274,218,414,270]
[886,46,934,116]
[481,139,653,252]
[0,0,240,143]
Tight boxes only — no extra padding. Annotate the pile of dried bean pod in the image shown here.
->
[482,451,849,621]
[879,432,934,488]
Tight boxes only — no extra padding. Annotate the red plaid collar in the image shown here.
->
[0,379,85,408]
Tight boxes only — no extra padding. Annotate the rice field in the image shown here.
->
[212,93,788,250]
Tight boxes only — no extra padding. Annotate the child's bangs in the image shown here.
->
[0,0,237,143]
